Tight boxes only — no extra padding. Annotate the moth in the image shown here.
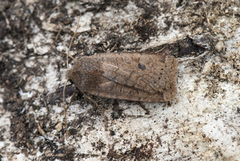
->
[67,52,178,102]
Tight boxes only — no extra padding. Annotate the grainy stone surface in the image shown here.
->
[0,0,240,160]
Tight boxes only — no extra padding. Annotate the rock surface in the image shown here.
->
[0,0,240,160]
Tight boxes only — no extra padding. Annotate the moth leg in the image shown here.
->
[136,102,150,115]
[112,100,124,119]
[123,101,150,115]
[60,91,76,115]
[83,93,109,131]
[108,37,119,52]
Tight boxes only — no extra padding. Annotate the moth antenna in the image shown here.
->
[63,15,81,140]
[67,15,81,66]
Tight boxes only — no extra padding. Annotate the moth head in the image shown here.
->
[66,62,83,91]
[66,59,103,93]
[66,66,76,83]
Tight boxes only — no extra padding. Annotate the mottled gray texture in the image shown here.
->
[1,0,240,160]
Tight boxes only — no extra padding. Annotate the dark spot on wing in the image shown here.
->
[138,63,146,71]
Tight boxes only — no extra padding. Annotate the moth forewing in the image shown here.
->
[67,52,178,102]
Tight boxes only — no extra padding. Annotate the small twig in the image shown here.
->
[55,27,62,41]
[155,46,167,53]
[108,38,119,52]
[51,0,66,12]
[14,76,23,88]
[35,117,46,136]
[1,11,11,30]
[43,98,49,116]
[63,80,69,140]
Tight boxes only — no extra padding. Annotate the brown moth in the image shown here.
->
[67,52,178,102]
